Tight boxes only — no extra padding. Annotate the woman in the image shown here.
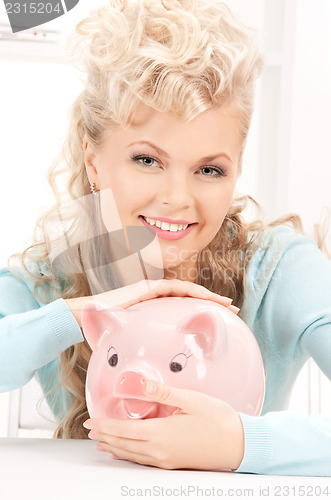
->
[1,0,331,475]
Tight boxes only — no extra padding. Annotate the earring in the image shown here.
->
[90,182,97,194]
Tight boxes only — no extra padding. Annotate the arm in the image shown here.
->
[0,268,234,393]
[0,268,83,392]
[237,410,331,476]
[235,228,331,476]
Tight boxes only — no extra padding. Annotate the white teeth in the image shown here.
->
[146,218,155,226]
[143,217,189,232]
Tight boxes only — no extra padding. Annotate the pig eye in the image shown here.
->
[107,346,118,367]
[169,353,189,373]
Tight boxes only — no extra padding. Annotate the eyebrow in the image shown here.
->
[128,140,233,164]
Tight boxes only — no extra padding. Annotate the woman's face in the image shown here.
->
[84,103,241,281]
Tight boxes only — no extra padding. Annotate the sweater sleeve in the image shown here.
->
[235,230,331,476]
[0,268,84,392]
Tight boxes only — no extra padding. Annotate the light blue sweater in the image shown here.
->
[1,226,331,476]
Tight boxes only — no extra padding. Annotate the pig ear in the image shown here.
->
[179,308,227,361]
[81,300,128,351]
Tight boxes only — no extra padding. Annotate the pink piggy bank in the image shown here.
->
[82,297,265,420]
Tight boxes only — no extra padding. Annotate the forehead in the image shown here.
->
[103,103,242,160]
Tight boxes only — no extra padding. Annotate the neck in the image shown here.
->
[163,254,199,283]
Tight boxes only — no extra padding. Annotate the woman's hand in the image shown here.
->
[66,279,239,328]
[83,380,245,471]
[101,278,238,311]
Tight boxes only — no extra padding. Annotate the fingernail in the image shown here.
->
[97,444,106,452]
[230,306,240,314]
[222,297,233,305]
[83,420,93,430]
[88,431,97,440]
[144,380,158,394]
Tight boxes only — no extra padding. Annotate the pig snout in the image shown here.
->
[114,369,158,419]
[114,369,149,400]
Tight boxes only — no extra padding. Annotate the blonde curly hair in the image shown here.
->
[8,0,327,439]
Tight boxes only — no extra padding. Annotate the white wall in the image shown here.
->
[288,0,331,238]
[0,58,82,267]
[0,0,107,268]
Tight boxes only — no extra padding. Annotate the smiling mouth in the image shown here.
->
[140,216,194,232]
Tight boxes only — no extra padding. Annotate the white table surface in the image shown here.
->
[0,438,330,500]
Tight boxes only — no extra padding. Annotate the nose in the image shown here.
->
[114,369,159,399]
[157,168,193,210]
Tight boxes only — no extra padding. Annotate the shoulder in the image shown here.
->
[0,265,41,314]
[240,225,331,324]
[246,225,326,284]
[1,257,46,288]
[0,257,60,310]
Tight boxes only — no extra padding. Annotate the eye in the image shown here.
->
[131,154,159,168]
[107,346,118,367]
[199,166,226,177]
[169,353,190,372]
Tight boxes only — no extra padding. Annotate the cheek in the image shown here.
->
[100,174,144,218]
[101,172,130,197]
[104,170,153,202]
[204,187,234,224]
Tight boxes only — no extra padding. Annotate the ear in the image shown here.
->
[83,135,98,183]
[179,308,227,361]
[81,300,128,351]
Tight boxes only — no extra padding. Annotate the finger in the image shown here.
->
[97,280,152,307]
[90,431,153,457]
[118,279,171,308]
[228,305,240,315]
[119,278,234,309]
[84,418,151,441]
[97,441,159,467]
[150,279,233,306]
[142,380,214,416]
[166,280,228,303]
